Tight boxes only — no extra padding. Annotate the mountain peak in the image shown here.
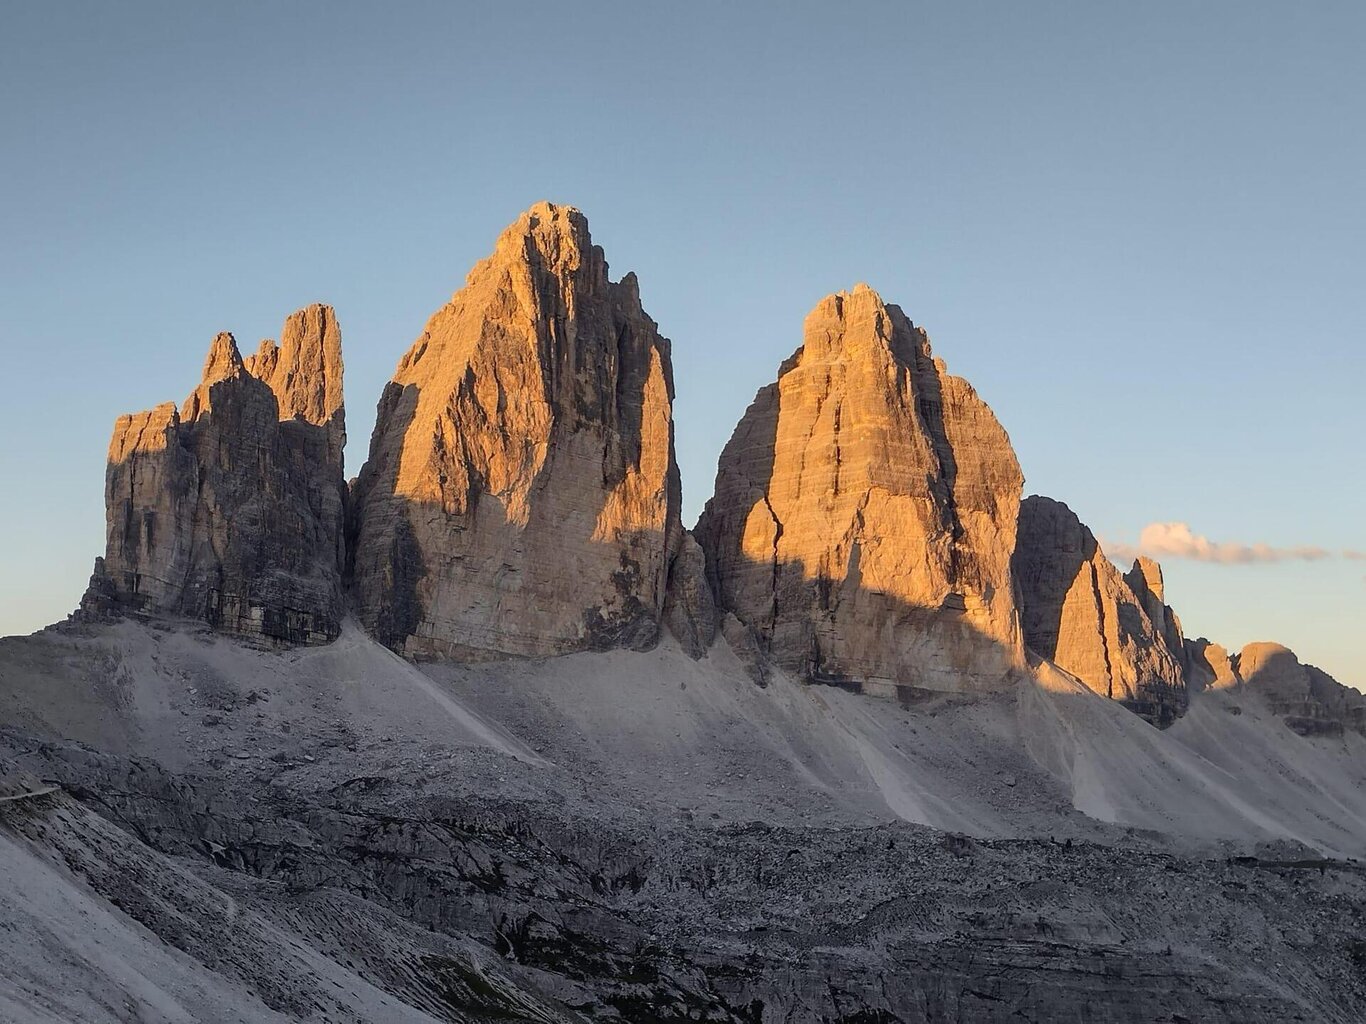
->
[698,289,1023,694]
[90,310,348,645]
[181,332,246,422]
[350,204,683,658]
[201,331,244,383]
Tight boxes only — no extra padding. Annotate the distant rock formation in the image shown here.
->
[696,284,1025,696]
[1233,642,1366,737]
[349,202,685,658]
[1122,556,1190,683]
[1184,637,1242,691]
[1013,496,1188,725]
[70,198,1357,727]
[87,306,347,643]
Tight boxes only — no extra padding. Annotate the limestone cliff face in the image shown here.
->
[91,306,346,643]
[696,284,1024,695]
[1012,496,1188,725]
[349,202,684,658]
[1236,642,1366,737]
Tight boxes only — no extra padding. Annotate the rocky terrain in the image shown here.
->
[4,202,1365,1022]
[4,621,1366,1023]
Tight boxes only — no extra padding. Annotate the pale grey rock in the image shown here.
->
[662,531,716,659]
[1185,637,1242,691]
[1238,642,1366,737]
[720,611,768,686]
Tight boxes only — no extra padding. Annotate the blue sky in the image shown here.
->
[2,2,1362,684]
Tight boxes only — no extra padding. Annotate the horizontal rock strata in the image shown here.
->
[1237,642,1366,737]
[697,284,1025,695]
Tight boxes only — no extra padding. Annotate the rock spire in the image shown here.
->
[349,202,685,658]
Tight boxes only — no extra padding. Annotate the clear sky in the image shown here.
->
[2,2,1362,684]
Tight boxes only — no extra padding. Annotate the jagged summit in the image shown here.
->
[349,203,685,658]
[200,330,245,383]
[85,305,347,644]
[181,331,247,422]
[697,283,1025,694]
[1180,640,1366,736]
[249,303,346,464]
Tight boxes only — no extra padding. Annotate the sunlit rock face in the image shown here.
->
[1185,637,1242,691]
[696,284,1025,695]
[89,306,347,643]
[1238,642,1366,736]
[1013,496,1188,725]
[349,202,684,658]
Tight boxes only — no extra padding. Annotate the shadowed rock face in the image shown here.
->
[349,202,684,658]
[697,284,1025,695]
[1013,496,1188,725]
[87,306,346,644]
[662,531,717,659]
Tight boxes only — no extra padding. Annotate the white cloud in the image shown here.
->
[1104,521,1332,565]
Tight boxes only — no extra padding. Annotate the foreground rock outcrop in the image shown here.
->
[350,203,684,658]
[1013,496,1188,724]
[86,306,346,643]
[697,284,1025,695]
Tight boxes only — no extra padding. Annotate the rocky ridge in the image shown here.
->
[28,205,1366,1024]
[74,203,1357,736]
[1186,641,1366,737]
